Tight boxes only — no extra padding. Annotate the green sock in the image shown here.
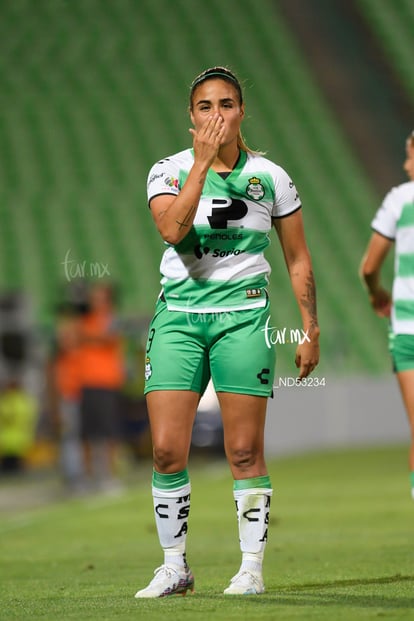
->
[410,471,414,490]
[233,475,272,491]
[152,468,189,490]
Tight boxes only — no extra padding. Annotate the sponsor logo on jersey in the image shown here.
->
[289,180,300,201]
[194,245,245,259]
[246,177,265,201]
[204,232,243,240]
[148,172,165,185]
[194,245,210,259]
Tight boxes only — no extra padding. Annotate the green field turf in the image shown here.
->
[1,445,414,621]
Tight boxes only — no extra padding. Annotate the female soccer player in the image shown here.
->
[135,66,320,598]
[360,130,414,499]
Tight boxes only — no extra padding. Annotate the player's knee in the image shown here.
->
[228,447,260,472]
[153,445,185,473]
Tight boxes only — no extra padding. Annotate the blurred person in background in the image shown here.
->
[47,306,85,493]
[0,378,37,474]
[360,130,414,499]
[78,281,125,493]
[135,66,319,598]
[121,336,150,462]
[191,379,223,453]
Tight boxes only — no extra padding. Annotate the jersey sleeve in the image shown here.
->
[146,157,181,206]
[271,166,302,218]
[371,188,399,240]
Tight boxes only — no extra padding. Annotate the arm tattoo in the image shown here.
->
[176,204,196,231]
[301,271,318,328]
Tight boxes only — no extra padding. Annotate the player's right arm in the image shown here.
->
[359,231,393,317]
[150,113,224,245]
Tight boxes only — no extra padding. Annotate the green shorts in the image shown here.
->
[389,332,414,373]
[144,298,275,397]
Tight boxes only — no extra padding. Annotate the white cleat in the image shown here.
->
[135,564,195,598]
[224,569,265,595]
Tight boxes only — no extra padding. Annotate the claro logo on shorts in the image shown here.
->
[194,245,245,259]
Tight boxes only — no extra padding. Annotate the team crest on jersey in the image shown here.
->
[145,357,152,381]
[246,177,265,200]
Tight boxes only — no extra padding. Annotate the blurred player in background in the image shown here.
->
[360,130,414,499]
[0,378,37,473]
[135,66,319,598]
[78,282,125,492]
[48,307,84,492]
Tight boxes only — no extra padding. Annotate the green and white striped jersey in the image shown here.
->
[147,148,301,312]
[371,180,414,334]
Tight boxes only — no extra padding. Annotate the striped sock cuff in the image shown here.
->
[233,475,272,491]
[152,468,190,491]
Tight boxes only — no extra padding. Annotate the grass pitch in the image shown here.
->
[1,445,414,620]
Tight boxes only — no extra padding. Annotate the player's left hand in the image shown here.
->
[295,335,320,379]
